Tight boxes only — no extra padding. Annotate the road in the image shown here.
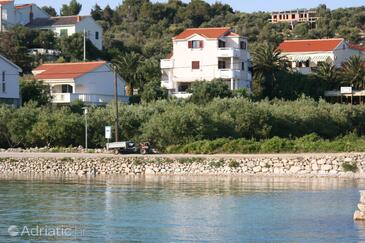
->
[0,152,363,159]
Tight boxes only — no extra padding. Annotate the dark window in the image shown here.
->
[178,84,189,92]
[292,14,295,19]
[95,31,99,40]
[218,60,226,69]
[192,61,200,70]
[218,40,226,48]
[241,62,245,70]
[2,71,5,82]
[60,29,68,37]
[240,41,247,50]
[61,85,73,93]
[188,40,203,49]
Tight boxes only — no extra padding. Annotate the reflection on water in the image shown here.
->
[0,175,364,242]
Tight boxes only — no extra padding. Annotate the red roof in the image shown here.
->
[33,61,106,80]
[278,39,344,53]
[15,4,32,9]
[174,27,239,40]
[0,0,13,5]
[349,43,365,52]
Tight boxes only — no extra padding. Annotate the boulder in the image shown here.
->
[358,203,365,212]
[354,210,365,220]
[289,166,301,174]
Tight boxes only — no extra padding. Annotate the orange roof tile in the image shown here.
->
[349,43,365,52]
[33,61,106,80]
[15,4,32,9]
[0,0,13,5]
[278,39,344,53]
[174,27,238,40]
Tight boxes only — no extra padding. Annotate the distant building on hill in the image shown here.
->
[271,9,318,28]
[0,54,21,107]
[32,61,128,106]
[0,1,103,50]
[160,27,252,98]
[277,38,365,75]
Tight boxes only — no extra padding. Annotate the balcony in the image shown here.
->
[160,59,174,69]
[52,93,129,105]
[217,69,241,79]
[171,92,192,99]
[217,48,242,58]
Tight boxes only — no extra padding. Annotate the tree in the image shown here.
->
[314,62,339,90]
[189,80,232,104]
[91,4,103,21]
[113,52,143,96]
[141,79,168,102]
[42,6,57,17]
[20,76,51,106]
[339,56,365,89]
[251,44,288,99]
[60,0,82,16]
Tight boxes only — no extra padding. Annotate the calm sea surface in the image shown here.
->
[0,175,364,242]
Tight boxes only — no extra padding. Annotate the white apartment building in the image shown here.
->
[161,27,251,98]
[0,54,22,106]
[32,61,127,105]
[278,38,365,74]
[0,1,102,50]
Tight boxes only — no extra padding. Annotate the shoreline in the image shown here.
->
[1,153,365,178]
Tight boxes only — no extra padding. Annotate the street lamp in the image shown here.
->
[82,107,88,151]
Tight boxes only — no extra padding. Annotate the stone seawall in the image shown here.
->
[1,154,365,177]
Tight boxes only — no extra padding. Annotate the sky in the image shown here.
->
[15,0,365,15]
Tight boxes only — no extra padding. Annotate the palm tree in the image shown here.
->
[339,56,365,90]
[252,44,288,98]
[113,52,142,96]
[314,62,339,89]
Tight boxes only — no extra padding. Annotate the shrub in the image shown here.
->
[228,160,240,168]
[342,162,358,172]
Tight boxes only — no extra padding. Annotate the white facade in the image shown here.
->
[161,28,252,97]
[280,39,365,74]
[0,54,22,106]
[33,62,127,105]
[0,1,103,50]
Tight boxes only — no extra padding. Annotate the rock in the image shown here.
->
[358,203,365,212]
[354,210,365,220]
[289,166,301,174]
[312,164,319,171]
[322,165,332,171]
[253,166,262,173]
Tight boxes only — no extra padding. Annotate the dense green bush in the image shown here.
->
[3,97,365,150]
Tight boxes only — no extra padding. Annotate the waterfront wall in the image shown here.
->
[1,154,365,177]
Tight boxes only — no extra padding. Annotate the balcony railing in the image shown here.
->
[218,69,241,79]
[160,59,174,69]
[52,93,129,104]
[217,48,242,58]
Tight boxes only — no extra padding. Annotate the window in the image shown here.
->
[60,29,68,37]
[2,71,5,82]
[218,40,226,48]
[218,60,226,69]
[240,41,247,50]
[192,61,200,70]
[61,85,73,93]
[292,14,295,19]
[95,31,99,40]
[241,62,245,71]
[188,40,203,49]
[178,84,189,92]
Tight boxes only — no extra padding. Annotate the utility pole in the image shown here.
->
[83,28,86,61]
[113,65,119,142]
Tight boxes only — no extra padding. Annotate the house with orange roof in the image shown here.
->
[160,27,252,98]
[278,38,365,74]
[32,61,127,105]
[0,1,103,50]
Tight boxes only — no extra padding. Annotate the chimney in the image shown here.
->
[77,16,81,22]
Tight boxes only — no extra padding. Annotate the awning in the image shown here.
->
[311,56,331,62]
[288,55,311,62]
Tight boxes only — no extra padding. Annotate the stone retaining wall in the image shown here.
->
[1,154,365,177]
